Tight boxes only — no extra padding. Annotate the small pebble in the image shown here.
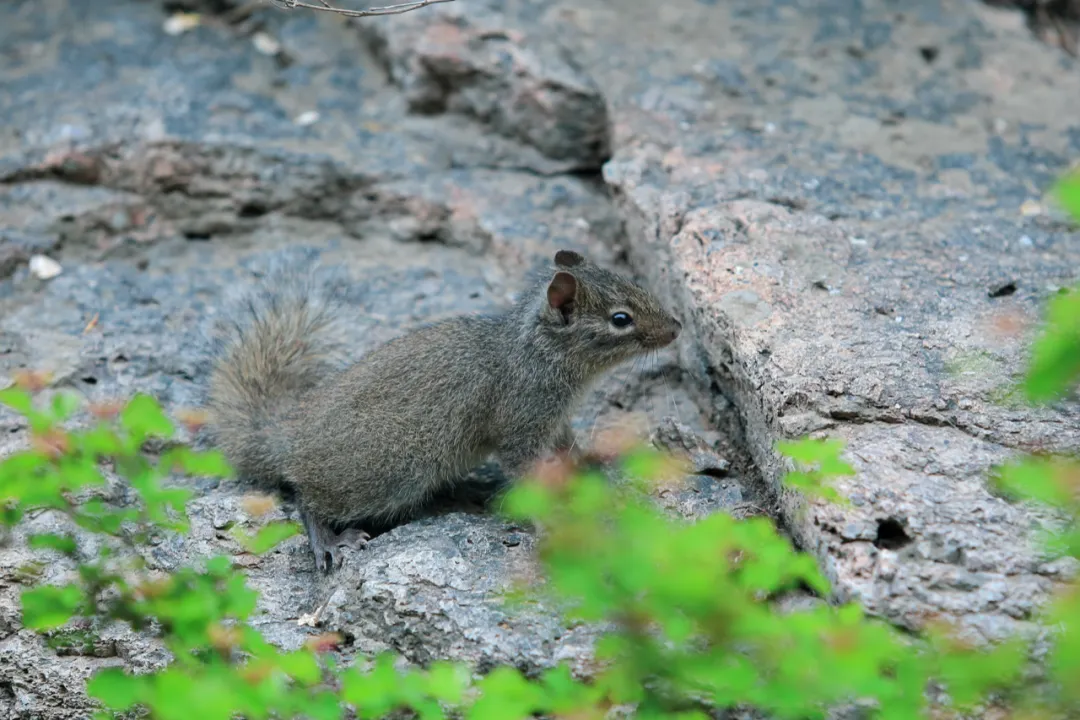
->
[29,255,62,280]
[163,13,201,36]
[252,32,282,56]
[1019,200,1043,217]
[294,110,320,127]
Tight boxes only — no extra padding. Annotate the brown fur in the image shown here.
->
[207,250,681,571]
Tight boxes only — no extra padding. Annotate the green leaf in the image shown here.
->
[426,662,470,704]
[57,460,108,492]
[341,655,405,718]
[87,668,144,710]
[73,499,135,535]
[302,691,344,720]
[204,555,233,576]
[621,447,668,482]
[222,574,258,619]
[777,437,852,475]
[1055,169,1080,222]
[777,437,852,503]
[0,387,33,414]
[50,391,81,421]
[991,457,1077,509]
[162,448,233,478]
[233,521,301,555]
[501,483,553,520]
[1025,285,1080,402]
[79,426,123,456]
[1047,586,1080,700]
[936,637,1027,708]
[21,584,83,630]
[28,533,77,555]
[121,394,175,439]
[469,667,541,720]
[278,650,321,685]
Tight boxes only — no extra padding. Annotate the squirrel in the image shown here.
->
[207,249,681,572]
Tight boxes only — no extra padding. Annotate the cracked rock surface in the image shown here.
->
[0,0,1079,717]
[585,0,1080,642]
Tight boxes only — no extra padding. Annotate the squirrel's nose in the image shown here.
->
[667,319,682,343]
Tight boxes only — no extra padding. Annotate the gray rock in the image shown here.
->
[594,0,1080,643]
[354,0,611,170]
[319,513,601,674]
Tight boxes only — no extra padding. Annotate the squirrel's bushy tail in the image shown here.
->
[207,252,347,488]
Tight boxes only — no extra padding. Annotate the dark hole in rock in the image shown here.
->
[767,195,807,211]
[415,230,444,243]
[183,231,212,241]
[874,517,912,550]
[919,46,939,63]
[81,376,97,385]
[238,202,268,218]
[162,0,233,13]
[882,110,906,126]
[988,281,1017,298]
[696,466,729,479]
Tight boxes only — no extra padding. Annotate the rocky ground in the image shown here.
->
[1,0,1078,717]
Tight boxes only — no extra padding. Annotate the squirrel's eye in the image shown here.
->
[610,312,634,328]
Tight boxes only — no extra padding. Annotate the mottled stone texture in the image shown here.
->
[1,0,1079,717]
[590,0,1080,642]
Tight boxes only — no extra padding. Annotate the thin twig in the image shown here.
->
[269,0,454,18]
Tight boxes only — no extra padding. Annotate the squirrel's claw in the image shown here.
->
[304,512,370,573]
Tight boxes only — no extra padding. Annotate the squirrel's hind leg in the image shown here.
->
[299,507,370,573]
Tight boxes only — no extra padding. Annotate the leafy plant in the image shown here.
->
[0,385,1071,719]
[1054,168,1080,222]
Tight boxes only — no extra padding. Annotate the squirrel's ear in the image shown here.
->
[546,271,578,321]
[554,250,585,268]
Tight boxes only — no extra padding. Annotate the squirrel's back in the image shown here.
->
[281,315,511,521]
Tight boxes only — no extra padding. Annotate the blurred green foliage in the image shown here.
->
[1,175,1078,719]
[1055,168,1080,222]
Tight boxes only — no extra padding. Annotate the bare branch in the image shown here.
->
[268,0,455,18]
